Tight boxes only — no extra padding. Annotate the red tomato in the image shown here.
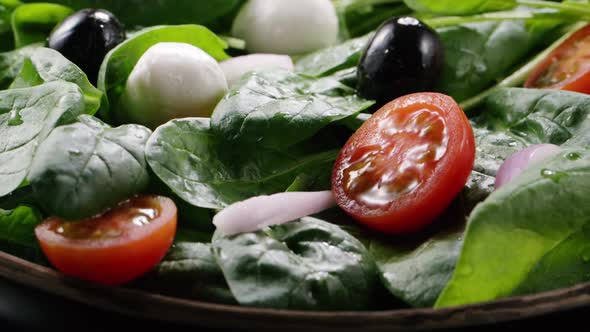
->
[332,93,475,234]
[525,23,590,93]
[35,195,177,285]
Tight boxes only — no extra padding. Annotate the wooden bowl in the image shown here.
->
[2,250,590,331]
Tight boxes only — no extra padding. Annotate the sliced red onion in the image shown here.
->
[495,144,561,189]
[220,54,294,87]
[213,191,336,236]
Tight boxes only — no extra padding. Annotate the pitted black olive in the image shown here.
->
[48,9,126,83]
[357,17,445,105]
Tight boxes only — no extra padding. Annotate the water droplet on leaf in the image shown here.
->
[541,169,568,183]
[566,152,581,161]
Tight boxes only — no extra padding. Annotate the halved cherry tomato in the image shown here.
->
[35,195,177,285]
[332,93,475,234]
[525,23,590,93]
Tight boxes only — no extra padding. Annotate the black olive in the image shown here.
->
[357,17,445,105]
[48,9,125,84]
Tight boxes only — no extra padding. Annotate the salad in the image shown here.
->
[0,0,589,311]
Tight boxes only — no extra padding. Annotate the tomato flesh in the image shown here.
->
[36,195,177,285]
[525,24,590,93]
[332,93,475,234]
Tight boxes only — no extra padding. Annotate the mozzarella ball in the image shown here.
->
[120,42,228,128]
[220,54,294,87]
[232,0,339,55]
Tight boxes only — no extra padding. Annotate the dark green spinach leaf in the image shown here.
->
[474,87,590,176]
[436,148,590,307]
[141,242,236,304]
[212,217,378,310]
[0,205,46,263]
[0,47,101,113]
[0,82,85,197]
[28,115,151,220]
[146,118,338,209]
[295,33,372,77]
[437,20,549,102]
[211,69,373,149]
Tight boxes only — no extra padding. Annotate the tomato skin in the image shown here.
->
[332,93,475,234]
[525,24,590,93]
[35,195,177,285]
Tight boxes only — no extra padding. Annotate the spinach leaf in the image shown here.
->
[515,223,590,295]
[211,69,374,149]
[97,25,229,124]
[334,0,410,38]
[146,118,337,209]
[212,217,378,310]
[0,82,85,197]
[403,0,515,15]
[437,20,549,102]
[0,186,35,210]
[140,242,236,304]
[0,205,46,263]
[436,148,590,307]
[28,115,151,220]
[26,0,243,31]
[7,47,102,114]
[295,33,372,77]
[319,194,467,308]
[474,87,590,176]
[11,3,72,48]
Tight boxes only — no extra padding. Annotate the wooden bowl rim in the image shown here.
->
[1,250,589,331]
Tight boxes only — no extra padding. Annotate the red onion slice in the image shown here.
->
[220,54,294,87]
[213,191,337,236]
[495,144,561,189]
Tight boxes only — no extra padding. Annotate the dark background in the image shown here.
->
[1,274,587,331]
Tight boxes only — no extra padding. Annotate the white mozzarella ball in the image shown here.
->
[231,0,339,55]
[120,42,228,128]
[220,54,294,87]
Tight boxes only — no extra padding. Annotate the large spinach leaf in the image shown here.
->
[146,118,337,210]
[436,148,590,307]
[211,69,373,149]
[11,3,72,48]
[0,47,102,113]
[474,87,590,176]
[515,222,590,295]
[97,25,229,124]
[28,115,151,220]
[437,20,548,102]
[0,205,46,263]
[319,194,467,308]
[0,82,85,197]
[212,217,378,310]
[140,241,235,304]
[26,0,243,30]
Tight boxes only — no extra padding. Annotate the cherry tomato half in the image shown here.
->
[525,23,590,93]
[332,93,475,234]
[35,195,177,285]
